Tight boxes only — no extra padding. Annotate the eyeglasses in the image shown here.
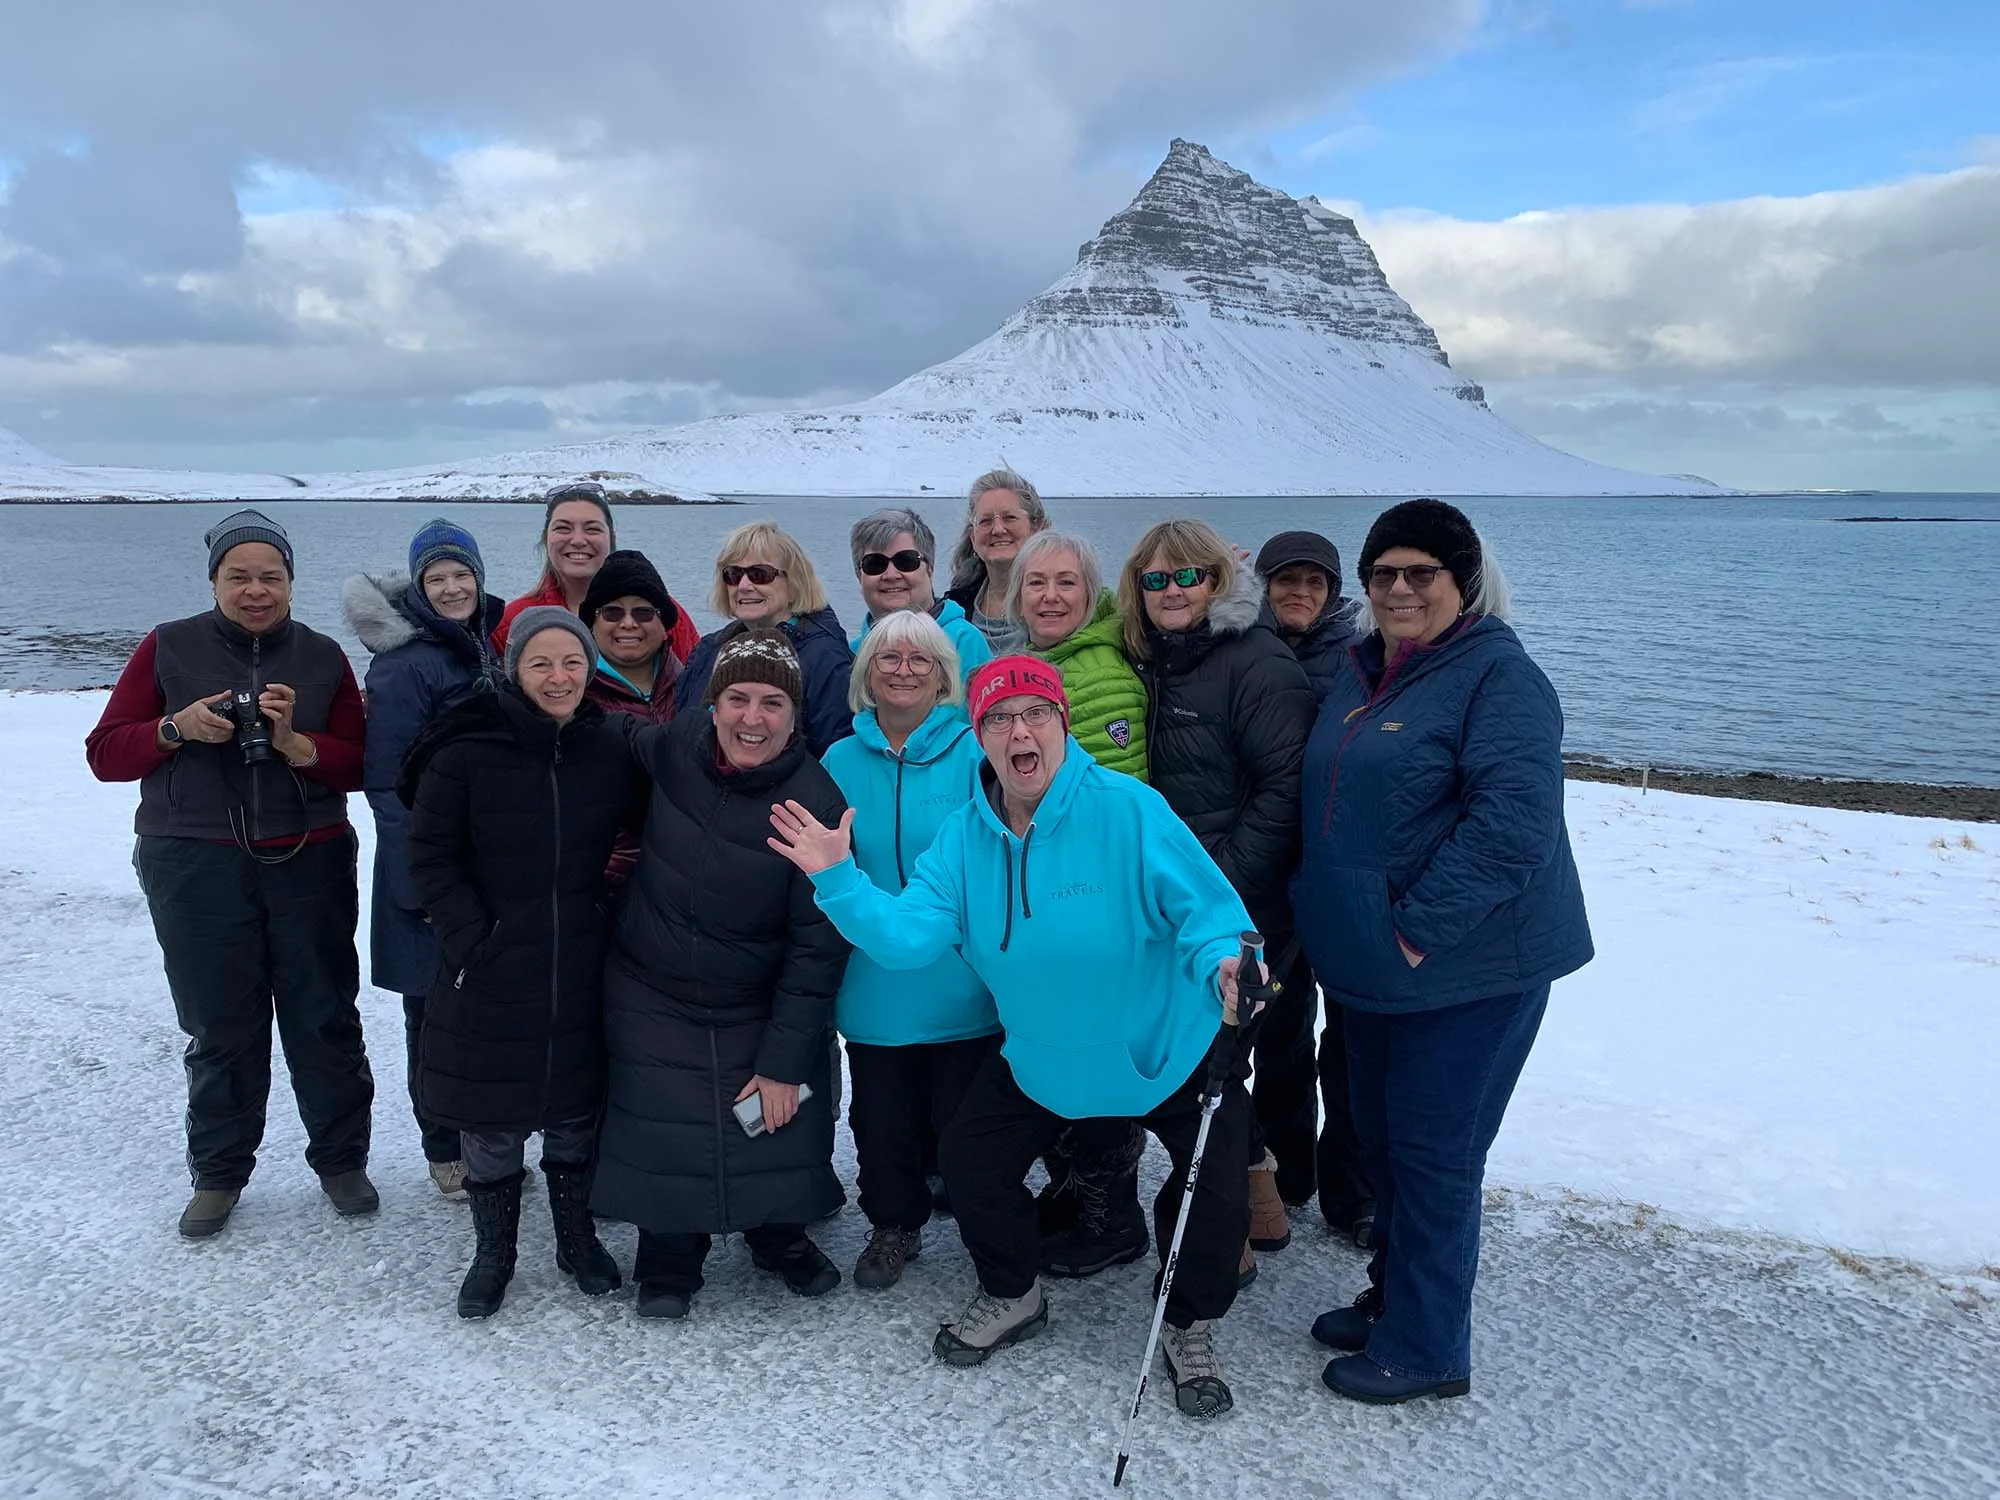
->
[1365,564,1447,592]
[874,652,936,676]
[1139,567,1213,592]
[976,512,1030,532]
[595,604,659,624]
[722,564,786,586]
[860,549,926,576]
[978,702,1061,735]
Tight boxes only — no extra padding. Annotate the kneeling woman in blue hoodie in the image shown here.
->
[819,611,998,1291]
[770,656,1255,1419]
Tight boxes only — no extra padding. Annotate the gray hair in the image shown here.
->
[946,467,1049,591]
[1465,538,1513,622]
[849,608,963,714]
[850,507,937,572]
[1004,530,1104,629]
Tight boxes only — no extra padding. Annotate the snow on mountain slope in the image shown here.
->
[3,142,1719,502]
[0,425,311,503]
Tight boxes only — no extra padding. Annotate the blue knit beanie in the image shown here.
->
[409,517,486,593]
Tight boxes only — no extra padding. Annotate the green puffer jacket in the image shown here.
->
[1036,589,1149,781]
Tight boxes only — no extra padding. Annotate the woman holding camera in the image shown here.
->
[343,517,505,1198]
[594,630,852,1318]
[86,510,376,1240]
[402,607,640,1319]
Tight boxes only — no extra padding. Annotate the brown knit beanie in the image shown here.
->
[704,627,803,709]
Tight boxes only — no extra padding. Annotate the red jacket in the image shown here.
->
[492,577,700,664]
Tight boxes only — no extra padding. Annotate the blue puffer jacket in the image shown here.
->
[852,597,995,689]
[820,705,997,1046]
[675,606,855,756]
[810,739,1250,1118]
[1294,614,1593,1013]
[343,572,503,994]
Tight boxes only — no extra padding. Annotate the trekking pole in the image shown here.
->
[1112,931,1275,1488]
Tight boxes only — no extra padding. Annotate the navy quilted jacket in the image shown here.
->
[1294,614,1592,1013]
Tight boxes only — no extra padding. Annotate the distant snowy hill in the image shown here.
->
[0,425,310,503]
[1,141,1718,501]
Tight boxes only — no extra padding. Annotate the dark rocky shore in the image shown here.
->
[1565,762,2000,823]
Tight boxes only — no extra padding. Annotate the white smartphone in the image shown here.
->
[732,1082,814,1138]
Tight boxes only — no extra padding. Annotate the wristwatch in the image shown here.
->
[159,715,184,746]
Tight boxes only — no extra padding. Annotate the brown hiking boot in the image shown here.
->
[1247,1165,1291,1251]
[178,1188,240,1239]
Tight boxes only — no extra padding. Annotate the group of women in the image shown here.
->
[94,469,1591,1425]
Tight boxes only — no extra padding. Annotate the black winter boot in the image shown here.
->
[543,1161,621,1296]
[1042,1129,1149,1279]
[458,1171,524,1319]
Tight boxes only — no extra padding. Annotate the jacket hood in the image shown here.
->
[1142,565,1265,669]
[1257,593,1362,650]
[344,570,502,658]
[853,702,974,765]
[786,605,847,646]
[1201,564,1263,638]
[971,733,1092,845]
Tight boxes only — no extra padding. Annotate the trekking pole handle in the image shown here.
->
[1205,930,1264,1097]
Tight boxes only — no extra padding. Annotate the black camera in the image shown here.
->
[210,685,277,765]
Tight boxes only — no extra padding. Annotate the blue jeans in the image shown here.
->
[1344,984,1549,1382]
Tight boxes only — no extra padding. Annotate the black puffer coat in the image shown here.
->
[400,684,641,1133]
[1132,568,1315,943]
[1258,594,1364,706]
[591,714,852,1235]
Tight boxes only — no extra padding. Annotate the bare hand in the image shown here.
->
[169,696,236,746]
[1218,955,1273,1027]
[766,801,855,874]
[737,1075,800,1133]
[1396,934,1424,968]
[257,682,309,758]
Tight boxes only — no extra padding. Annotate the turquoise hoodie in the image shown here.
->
[852,598,995,690]
[820,706,998,1046]
[810,736,1250,1118]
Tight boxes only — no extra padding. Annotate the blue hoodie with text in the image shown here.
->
[809,736,1250,1118]
[851,597,995,690]
[820,704,998,1046]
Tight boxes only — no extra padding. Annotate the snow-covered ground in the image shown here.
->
[2,691,1993,1498]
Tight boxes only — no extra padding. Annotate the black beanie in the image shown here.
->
[1358,499,1482,598]
[581,549,678,629]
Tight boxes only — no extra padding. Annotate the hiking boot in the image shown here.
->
[458,1171,523,1319]
[428,1160,469,1199]
[1311,1285,1384,1351]
[933,1281,1048,1367]
[1161,1321,1234,1419]
[543,1161,621,1296]
[1237,1240,1258,1291]
[752,1235,840,1298]
[1042,1162,1148,1278]
[1321,1354,1470,1405]
[1350,1212,1377,1252]
[854,1225,921,1290]
[1247,1163,1291,1252]
[178,1187,240,1239]
[636,1284,692,1320]
[320,1169,380,1218]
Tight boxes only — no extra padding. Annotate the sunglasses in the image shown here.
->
[722,564,786,587]
[595,604,659,625]
[859,549,926,576]
[1365,564,1447,592]
[978,702,1062,735]
[1139,566,1214,592]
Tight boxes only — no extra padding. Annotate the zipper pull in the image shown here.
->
[454,967,467,989]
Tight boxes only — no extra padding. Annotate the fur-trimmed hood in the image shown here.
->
[343,570,504,657]
[1203,561,1265,638]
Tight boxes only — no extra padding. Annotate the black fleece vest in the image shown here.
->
[138,610,351,842]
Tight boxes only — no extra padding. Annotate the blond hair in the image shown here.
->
[708,521,829,618]
[1117,518,1238,660]
[848,609,963,713]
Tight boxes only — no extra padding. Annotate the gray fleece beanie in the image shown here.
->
[504,606,598,683]
[205,509,294,577]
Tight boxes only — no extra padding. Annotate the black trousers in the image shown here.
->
[1316,983,1376,1228]
[401,993,461,1164]
[134,833,374,1191]
[941,1051,1250,1328]
[1251,946,1322,1200]
[847,1034,1001,1231]
[635,1223,805,1294]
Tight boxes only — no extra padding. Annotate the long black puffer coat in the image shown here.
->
[400,684,641,1133]
[591,713,852,1235]
[1131,567,1316,944]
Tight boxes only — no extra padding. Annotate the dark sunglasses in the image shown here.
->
[1139,566,1213,592]
[595,604,659,624]
[1365,564,1447,592]
[859,549,926,576]
[722,564,786,586]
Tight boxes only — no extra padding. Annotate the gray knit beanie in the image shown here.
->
[504,606,598,683]
[205,509,294,577]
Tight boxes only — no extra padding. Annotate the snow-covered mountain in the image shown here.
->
[0,424,311,503]
[2,141,1717,501]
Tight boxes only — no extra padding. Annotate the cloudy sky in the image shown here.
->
[1,0,1995,490]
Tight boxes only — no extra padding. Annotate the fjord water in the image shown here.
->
[4,492,1996,786]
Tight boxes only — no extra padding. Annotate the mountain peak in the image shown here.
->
[1030,141,1455,374]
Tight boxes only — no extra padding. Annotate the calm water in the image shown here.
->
[4,494,1997,786]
